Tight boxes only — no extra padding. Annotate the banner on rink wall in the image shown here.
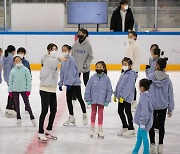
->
[0,32,180,70]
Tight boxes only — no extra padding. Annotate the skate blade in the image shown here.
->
[38,137,47,143]
[63,123,76,126]
[45,134,57,140]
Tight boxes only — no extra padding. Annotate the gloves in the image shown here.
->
[59,86,62,91]
[104,102,109,107]
[167,110,173,117]
[119,97,124,103]
[87,101,92,106]
[140,125,146,129]
[113,96,117,102]
[66,85,72,90]
[9,92,13,98]
[26,91,31,97]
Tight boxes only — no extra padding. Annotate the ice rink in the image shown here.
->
[0,71,180,154]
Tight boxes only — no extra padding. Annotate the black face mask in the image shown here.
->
[78,35,84,40]
[95,69,104,74]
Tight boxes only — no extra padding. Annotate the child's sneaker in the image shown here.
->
[38,133,47,142]
[31,119,36,127]
[89,126,95,138]
[63,115,75,126]
[45,130,57,140]
[17,119,21,126]
[157,144,163,154]
[83,113,88,126]
[150,144,156,154]
[122,129,135,137]
[117,128,128,136]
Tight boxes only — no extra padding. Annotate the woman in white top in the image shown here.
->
[125,31,141,110]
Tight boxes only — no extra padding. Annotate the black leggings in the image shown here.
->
[149,108,167,144]
[6,96,16,111]
[79,71,90,87]
[39,90,57,134]
[118,101,134,130]
[66,86,86,116]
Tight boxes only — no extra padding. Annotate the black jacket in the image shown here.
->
[110,6,134,32]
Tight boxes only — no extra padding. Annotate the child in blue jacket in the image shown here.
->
[84,61,113,138]
[8,55,35,126]
[58,44,87,126]
[148,57,174,154]
[0,48,3,84]
[146,47,164,77]
[2,45,16,117]
[114,57,137,137]
[132,79,153,154]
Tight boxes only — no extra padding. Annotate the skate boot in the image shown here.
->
[150,144,156,154]
[86,102,91,109]
[31,119,36,127]
[5,109,9,116]
[38,133,47,142]
[122,129,135,137]
[7,110,17,118]
[83,113,88,126]
[17,119,21,126]
[45,130,57,140]
[89,126,95,138]
[97,126,104,139]
[157,144,163,154]
[63,115,75,126]
[117,128,128,136]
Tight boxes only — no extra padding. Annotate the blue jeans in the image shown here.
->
[132,127,150,154]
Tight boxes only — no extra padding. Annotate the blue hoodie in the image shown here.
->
[58,55,81,87]
[149,57,154,66]
[22,57,31,74]
[147,71,174,111]
[84,73,113,105]
[114,69,138,103]
[134,91,154,131]
[0,58,2,83]
[2,53,14,83]
[146,59,157,77]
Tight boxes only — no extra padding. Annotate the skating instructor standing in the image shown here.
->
[38,43,66,142]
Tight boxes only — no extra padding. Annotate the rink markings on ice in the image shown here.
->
[24,90,66,154]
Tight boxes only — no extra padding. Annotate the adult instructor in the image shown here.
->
[110,0,134,32]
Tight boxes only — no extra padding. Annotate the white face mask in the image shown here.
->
[124,5,128,10]
[128,38,134,43]
[122,66,129,71]
[16,63,23,68]
[62,52,69,57]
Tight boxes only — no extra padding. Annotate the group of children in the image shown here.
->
[0,40,175,154]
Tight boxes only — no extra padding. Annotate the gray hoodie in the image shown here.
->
[40,54,60,87]
[72,39,94,73]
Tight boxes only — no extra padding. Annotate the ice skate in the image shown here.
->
[7,110,17,118]
[45,130,57,140]
[89,126,95,138]
[117,128,128,136]
[17,119,21,126]
[63,115,76,126]
[97,127,104,139]
[38,133,47,142]
[83,113,88,126]
[150,144,156,154]
[86,102,91,109]
[122,129,135,137]
[31,119,36,127]
[5,109,9,116]
[157,144,163,154]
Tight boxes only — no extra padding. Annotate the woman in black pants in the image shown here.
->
[38,43,66,142]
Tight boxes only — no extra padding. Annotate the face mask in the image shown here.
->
[95,69,104,74]
[124,5,128,10]
[50,50,57,57]
[122,66,129,71]
[128,38,134,43]
[78,35,84,40]
[17,54,24,58]
[62,52,69,57]
[16,63,23,68]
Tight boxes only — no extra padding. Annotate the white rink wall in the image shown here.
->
[0,32,180,65]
